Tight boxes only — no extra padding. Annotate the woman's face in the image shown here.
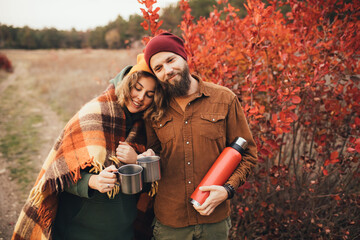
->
[126,76,156,113]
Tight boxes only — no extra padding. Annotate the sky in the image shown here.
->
[0,0,179,31]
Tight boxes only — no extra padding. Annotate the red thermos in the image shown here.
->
[190,137,248,206]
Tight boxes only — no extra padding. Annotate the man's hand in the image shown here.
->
[137,148,156,159]
[192,185,228,216]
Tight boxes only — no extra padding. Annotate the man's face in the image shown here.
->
[150,52,191,97]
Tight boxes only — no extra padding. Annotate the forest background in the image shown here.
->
[0,0,359,239]
[0,0,244,49]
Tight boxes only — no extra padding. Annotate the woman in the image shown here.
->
[12,54,166,240]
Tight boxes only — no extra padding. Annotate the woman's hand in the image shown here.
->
[116,141,138,164]
[137,148,156,159]
[88,165,117,193]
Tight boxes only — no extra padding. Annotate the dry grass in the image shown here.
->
[2,48,142,120]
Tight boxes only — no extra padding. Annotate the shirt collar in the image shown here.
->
[169,74,211,110]
[192,74,210,97]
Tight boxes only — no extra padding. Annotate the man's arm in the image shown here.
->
[225,96,258,189]
[193,95,258,216]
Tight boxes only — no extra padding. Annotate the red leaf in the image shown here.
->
[259,105,265,114]
[355,144,360,153]
[266,139,278,149]
[242,181,251,189]
[288,112,299,121]
[250,76,258,84]
[270,177,278,185]
[324,159,330,166]
[275,127,283,134]
[324,158,339,166]
[323,169,328,176]
[287,105,297,110]
[355,117,360,125]
[257,85,267,92]
[249,106,258,114]
[332,195,341,201]
[291,95,301,104]
[330,151,339,160]
[260,148,271,156]
[140,8,149,18]
[347,147,356,153]
[254,13,261,26]
[153,7,160,14]
[272,113,277,125]
[140,21,149,30]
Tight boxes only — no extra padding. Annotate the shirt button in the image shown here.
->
[212,118,215,121]
[187,162,191,165]
[185,121,188,124]
[188,181,191,184]
[186,141,189,144]
[159,124,162,127]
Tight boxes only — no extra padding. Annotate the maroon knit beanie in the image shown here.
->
[144,32,187,69]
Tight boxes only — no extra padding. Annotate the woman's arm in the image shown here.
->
[65,165,118,197]
[64,171,94,198]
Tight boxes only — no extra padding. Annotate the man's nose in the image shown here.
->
[164,64,173,75]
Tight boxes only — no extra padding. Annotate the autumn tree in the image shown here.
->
[126,14,148,46]
[105,28,121,49]
[159,4,183,36]
[139,0,360,238]
[88,26,107,48]
[17,26,38,49]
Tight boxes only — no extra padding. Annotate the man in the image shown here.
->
[144,32,258,240]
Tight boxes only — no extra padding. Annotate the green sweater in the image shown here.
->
[53,173,137,240]
[53,65,141,240]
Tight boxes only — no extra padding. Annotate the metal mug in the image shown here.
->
[117,164,143,194]
[137,156,161,182]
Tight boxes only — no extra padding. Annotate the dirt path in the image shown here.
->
[0,61,65,240]
[0,64,26,240]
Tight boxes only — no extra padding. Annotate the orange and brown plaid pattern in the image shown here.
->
[12,85,146,240]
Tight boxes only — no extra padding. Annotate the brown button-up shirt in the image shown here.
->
[145,76,257,228]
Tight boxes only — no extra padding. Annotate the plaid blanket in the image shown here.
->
[12,85,146,240]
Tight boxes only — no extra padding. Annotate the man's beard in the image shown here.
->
[161,65,191,97]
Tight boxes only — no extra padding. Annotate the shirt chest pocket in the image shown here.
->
[152,116,175,144]
[199,114,226,140]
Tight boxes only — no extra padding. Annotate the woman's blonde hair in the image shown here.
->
[116,70,167,122]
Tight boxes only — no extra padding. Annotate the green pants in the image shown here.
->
[152,217,231,240]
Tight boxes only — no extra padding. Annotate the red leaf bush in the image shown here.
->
[0,53,13,73]
[140,0,360,238]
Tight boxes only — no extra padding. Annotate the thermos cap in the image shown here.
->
[190,198,201,207]
[230,137,248,153]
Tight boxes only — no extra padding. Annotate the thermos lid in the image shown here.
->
[229,137,248,154]
[190,198,201,207]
